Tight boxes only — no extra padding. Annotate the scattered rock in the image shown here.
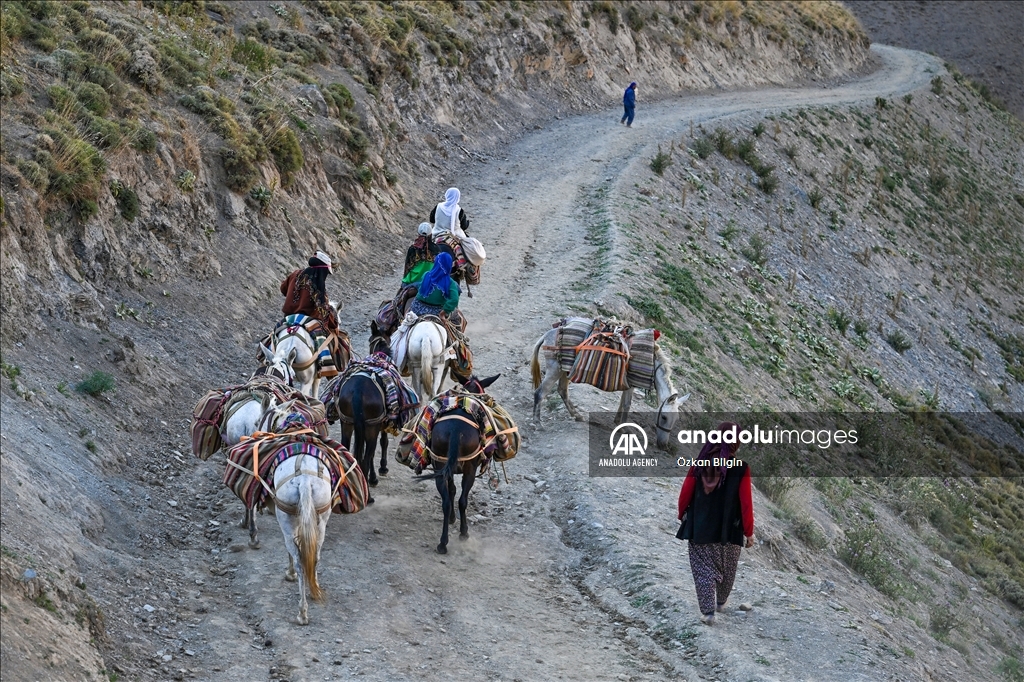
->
[22,568,37,581]
[143,604,156,613]
[739,603,753,611]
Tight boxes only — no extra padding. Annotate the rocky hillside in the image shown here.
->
[0,0,869,334]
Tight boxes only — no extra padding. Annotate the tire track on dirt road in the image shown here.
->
[189,45,941,682]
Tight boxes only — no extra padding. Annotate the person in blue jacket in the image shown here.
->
[621,82,637,127]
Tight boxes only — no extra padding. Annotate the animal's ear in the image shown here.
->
[331,300,342,313]
[288,347,297,363]
[668,392,679,404]
[479,374,501,389]
[260,344,275,361]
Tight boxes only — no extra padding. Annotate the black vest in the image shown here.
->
[680,464,747,546]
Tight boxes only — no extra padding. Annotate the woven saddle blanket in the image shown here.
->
[397,387,516,471]
[224,430,368,514]
[549,317,658,390]
[257,314,352,378]
[190,376,324,460]
[321,354,421,434]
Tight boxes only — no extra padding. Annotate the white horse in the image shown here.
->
[272,452,333,625]
[530,328,687,450]
[223,350,296,446]
[267,302,343,398]
[392,313,449,400]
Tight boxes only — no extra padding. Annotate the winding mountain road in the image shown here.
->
[191,45,942,682]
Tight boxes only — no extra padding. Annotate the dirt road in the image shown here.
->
[147,45,941,682]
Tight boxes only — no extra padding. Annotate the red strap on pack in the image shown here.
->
[654,329,661,341]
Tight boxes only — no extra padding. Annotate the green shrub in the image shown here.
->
[85,114,123,148]
[828,308,851,336]
[999,657,1024,682]
[76,371,114,396]
[249,185,272,209]
[222,141,261,192]
[693,136,714,159]
[887,330,912,354]
[131,126,157,153]
[625,4,644,31]
[649,146,672,175]
[741,234,768,266]
[736,136,756,162]
[839,525,904,599]
[928,601,964,638]
[157,39,204,87]
[792,516,827,549]
[808,186,824,209]
[175,169,196,192]
[930,76,943,95]
[16,158,49,192]
[110,180,139,221]
[268,127,303,187]
[712,127,736,159]
[783,144,798,159]
[752,121,766,137]
[657,262,704,312]
[757,173,779,194]
[854,319,870,337]
[232,37,274,72]
[594,1,619,33]
[323,82,354,112]
[355,164,373,188]
[626,295,665,323]
[75,81,109,116]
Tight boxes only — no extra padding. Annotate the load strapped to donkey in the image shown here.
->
[190,375,328,460]
[223,421,369,516]
[320,352,421,436]
[396,385,520,477]
[546,317,661,392]
[258,314,353,381]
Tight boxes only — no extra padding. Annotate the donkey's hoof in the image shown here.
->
[249,539,261,550]
[459,532,469,540]
[436,544,448,554]
[378,467,389,476]
[297,614,309,626]
[367,495,375,506]
[285,571,297,583]
[369,478,379,487]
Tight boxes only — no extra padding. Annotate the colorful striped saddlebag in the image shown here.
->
[223,430,368,514]
[568,329,631,392]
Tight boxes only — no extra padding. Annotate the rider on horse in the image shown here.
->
[279,250,347,369]
[430,188,469,240]
[411,252,463,329]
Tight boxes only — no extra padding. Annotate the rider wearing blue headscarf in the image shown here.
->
[415,252,460,314]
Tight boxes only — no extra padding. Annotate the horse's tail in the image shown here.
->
[295,477,324,601]
[419,333,434,397]
[531,334,544,390]
[413,432,461,482]
[353,380,366,471]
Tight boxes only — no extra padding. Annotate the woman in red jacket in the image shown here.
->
[677,422,755,626]
[280,250,340,337]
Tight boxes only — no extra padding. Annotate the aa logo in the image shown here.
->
[609,423,648,456]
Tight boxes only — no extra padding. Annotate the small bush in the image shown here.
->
[741,235,768,266]
[268,127,303,187]
[693,136,714,159]
[752,122,766,138]
[792,516,827,549]
[355,164,373,188]
[931,76,944,95]
[625,5,644,32]
[874,96,888,110]
[323,82,354,113]
[649,146,672,175]
[76,371,115,396]
[658,262,704,312]
[712,127,736,159]
[16,158,49,192]
[222,141,261,192]
[839,525,903,599]
[887,330,912,354]
[110,180,140,221]
[854,319,870,337]
[175,170,196,192]
[75,82,109,116]
[1,361,21,382]
[626,295,665,323]
[131,126,157,153]
[808,187,824,209]
[249,185,272,210]
[828,308,851,336]
[757,173,779,194]
[736,136,756,162]
[232,37,275,72]
[998,656,1023,682]
[783,144,798,160]
[928,601,964,638]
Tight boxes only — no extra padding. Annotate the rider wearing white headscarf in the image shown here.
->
[430,187,469,240]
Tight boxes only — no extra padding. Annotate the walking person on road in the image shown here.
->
[676,422,755,626]
[620,82,637,127]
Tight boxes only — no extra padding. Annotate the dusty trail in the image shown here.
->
[178,45,940,682]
